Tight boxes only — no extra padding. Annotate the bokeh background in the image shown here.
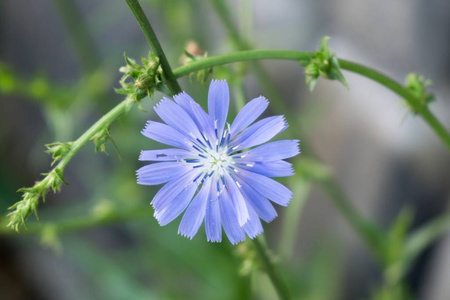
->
[1,0,450,299]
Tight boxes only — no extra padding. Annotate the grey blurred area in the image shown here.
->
[1,0,449,299]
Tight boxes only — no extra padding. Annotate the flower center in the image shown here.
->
[203,147,232,175]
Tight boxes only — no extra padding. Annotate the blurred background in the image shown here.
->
[1,0,450,299]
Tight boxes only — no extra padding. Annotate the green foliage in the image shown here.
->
[370,283,412,300]
[300,36,349,91]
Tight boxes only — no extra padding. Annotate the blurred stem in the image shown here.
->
[210,0,251,50]
[402,213,450,272]
[320,179,384,257]
[174,50,450,150]
[252,236,292,300]
[52,0,99,73]
[124,0,182,95]
[279,178,311,260]
[1,205,148,236]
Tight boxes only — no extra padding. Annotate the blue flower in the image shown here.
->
[138,80,299,244]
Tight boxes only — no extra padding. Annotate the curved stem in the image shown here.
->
[173,50,450,150]
[124,0,182,95]
[252,237,292,300]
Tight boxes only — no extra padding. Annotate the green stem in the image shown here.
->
[52,0,99,73]
[403,213,450,271]
[252,237,292,300]
[320,179,384,258]
[173,50,450,150]
[58,100,130,165]
[338,60,450,151]
[279,178,311,260]
[2,205,148,236]
[210,0,251,50]
[124,0,182,95]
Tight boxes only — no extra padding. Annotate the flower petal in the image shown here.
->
[240,181,278,222]
[154,98,202,140]
[230,96,268,138]
[205,183,222,243]
[142,121,190,150]
[174,92,217,145]
[151,170,200,211]
[224,172,249,226]
[155,182,199,226]
[139,149,193,161]
[229,116,287,151]
[239,161,294,177]
[178,178,212,239]
[208,80,229,138]
[219,189,246,244]
[237,169,292,206]
[137,162,190,185]
[242,204,264,239]
[238,140,300,161]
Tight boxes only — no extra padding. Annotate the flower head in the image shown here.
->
[138,80,299,244]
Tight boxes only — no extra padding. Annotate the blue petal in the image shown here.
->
[154,98,202,140]
[208,80,229,138]
[142,121,190,150]
[151,170,201,211]
[174,92,217,145]
[139,149,193,161]
[240,181,278,222]
[242,204,264,239]
[205,185,222,242]
[229,116,287,151]
[230,96,268,138]
[239,140,300,161]
[178,178,212,239]
[155,182,199,226]
[173,92,196,114]
[137,162,190,185]
[219,189,246,244]
[239,161,294,177]
[237,169,292,206]
[224,172,249,226]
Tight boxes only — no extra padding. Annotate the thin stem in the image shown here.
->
[124,0,182,95]
[59,100,130,166]
[173,50,450,150]
[403,213,450,271]
[320,179,384,258]
[338,60,450,151]
[279,178,311,260]
[52,0,99,73]
[252,237,292,300]
[1,205,148,236]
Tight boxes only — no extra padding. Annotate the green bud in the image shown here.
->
[45,142,73,166]
[300,36,349,91]
[404,73,435,114]
[117,52,163,102]
[8,188,42,231]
